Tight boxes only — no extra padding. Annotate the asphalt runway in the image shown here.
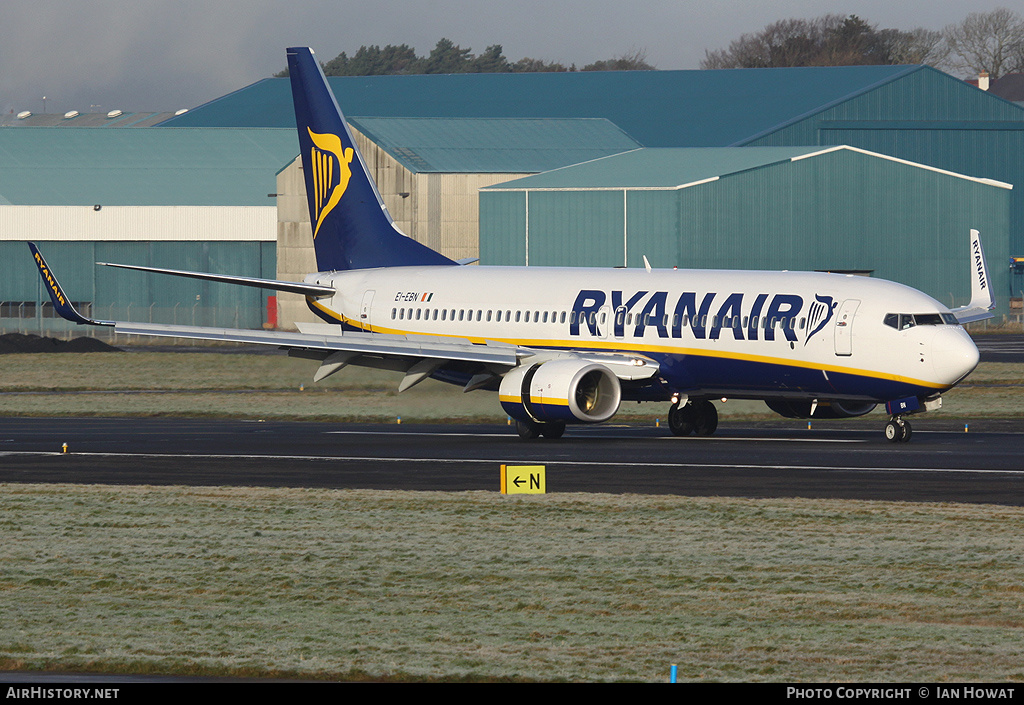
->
[1,416,1022,506]
[974,333,1024,363]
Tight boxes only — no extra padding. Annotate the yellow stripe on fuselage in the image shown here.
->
[307,298,946,390]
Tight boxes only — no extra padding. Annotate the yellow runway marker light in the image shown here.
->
[501,465,546,495]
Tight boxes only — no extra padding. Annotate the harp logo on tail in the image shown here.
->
[308,127,354,239]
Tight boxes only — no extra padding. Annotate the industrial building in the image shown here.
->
[167,64,1024,298]
[0,128,295,333]
[274,117,639,325]
[480,146,1011,312]
[3,63,1022,334]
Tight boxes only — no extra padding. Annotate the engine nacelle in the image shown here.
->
[765,399,876,419]
[499,360,621,424]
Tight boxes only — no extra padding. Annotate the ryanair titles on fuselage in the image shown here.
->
[388,287,840,344]
[569,289,835,343]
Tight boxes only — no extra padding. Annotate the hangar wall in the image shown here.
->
[0,127,295,338]
[742,67,1024,264]
[1,239,275,336]
[480,147,1011,316]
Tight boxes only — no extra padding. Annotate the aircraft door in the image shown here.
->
[360,290,375,331]
[834,299,860,356]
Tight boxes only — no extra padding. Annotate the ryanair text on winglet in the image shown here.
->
[34,251,66,307]
[973,238,987,292]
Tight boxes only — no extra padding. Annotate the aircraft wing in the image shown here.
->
[95,261,336,298]
[113,320,519,366]
[950,229,995,324]
[29,242,657,391]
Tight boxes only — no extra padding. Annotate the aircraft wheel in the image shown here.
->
[516,419,542,439]
[668,402,696,436]
[885,419,911,443]
[694,400,718,436]
[541,421,566,439]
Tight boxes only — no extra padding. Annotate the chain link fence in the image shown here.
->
[0,302,269,343]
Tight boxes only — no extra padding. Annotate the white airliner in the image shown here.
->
[29,46,994,443]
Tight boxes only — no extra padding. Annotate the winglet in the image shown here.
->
[951,229,996,324]
[28,243,112,326]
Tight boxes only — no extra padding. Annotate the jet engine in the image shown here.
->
[499,359,621,424]
[765,399,876,419]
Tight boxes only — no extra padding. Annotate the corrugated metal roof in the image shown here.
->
[483,145,1013,190]
[0,128,299,206]
[482,147,820,189]
[347,117,640,172]
[990,73,1024,102]
[157,65,923,147]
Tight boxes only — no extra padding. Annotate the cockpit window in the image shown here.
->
[884,312,960,329]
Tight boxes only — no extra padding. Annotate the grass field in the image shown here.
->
[1,350,1022,682]
[2,485,1023,682]
[0,351,1022,421]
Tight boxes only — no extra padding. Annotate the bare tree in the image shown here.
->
[702,14,951,70]
[943,8,1024,80]
[582,48,655,71]
[880,28,950,68]
[702,17,837,69]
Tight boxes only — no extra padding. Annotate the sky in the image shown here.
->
[0,0,1017,116]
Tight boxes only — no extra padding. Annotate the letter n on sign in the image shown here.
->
[501,465,546,495]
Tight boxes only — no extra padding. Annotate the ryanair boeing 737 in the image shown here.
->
[29,47,994,442]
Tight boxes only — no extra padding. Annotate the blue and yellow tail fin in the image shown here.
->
[286,47,455,272]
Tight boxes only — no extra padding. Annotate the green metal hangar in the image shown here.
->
[480,146,1011,314]
[169,64,1024,319]
[3,63,1021,334]
[0,128,297,334]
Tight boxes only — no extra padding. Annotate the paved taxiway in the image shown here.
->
[0,417,1022,506]
[974,333,1024,363]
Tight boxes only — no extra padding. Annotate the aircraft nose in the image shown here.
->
[931,327,980,386]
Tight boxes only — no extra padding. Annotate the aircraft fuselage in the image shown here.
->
[305,265,980,405]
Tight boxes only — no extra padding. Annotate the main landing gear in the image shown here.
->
[515,419,566,439]
[885,416,912,443]
[668,399,718,437]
